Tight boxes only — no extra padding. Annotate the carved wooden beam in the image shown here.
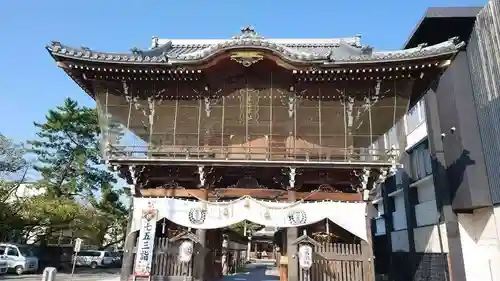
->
[140,187,362,201]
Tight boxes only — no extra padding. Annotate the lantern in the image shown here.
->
[178,240,194,263]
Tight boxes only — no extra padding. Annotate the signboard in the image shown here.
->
[298,244,313,270]
[74,238,83,253]
[133,207,158,277]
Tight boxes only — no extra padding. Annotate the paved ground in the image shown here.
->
[0,268,119,281]
[0,261,278,281]
[220,260,279,281]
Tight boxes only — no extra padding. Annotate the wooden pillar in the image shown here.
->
[246,238,251,261]
[120,191,136,281]
[362,204,376,281]
[194,189,208,281]
[222,235,229,275]
[287,190,298,281]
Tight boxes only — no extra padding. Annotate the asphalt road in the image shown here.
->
[0,268,119,281]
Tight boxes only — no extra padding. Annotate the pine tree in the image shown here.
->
[29,98,116,198]
[29,98,129,247]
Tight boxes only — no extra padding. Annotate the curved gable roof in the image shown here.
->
[47,27,464,67]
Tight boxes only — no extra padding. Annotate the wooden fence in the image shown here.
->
[299,242,365,281]
[151,237,194,281]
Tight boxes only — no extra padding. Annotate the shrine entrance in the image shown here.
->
[273,220,369,281]
[143,218,251,281]
[128,196,372,281]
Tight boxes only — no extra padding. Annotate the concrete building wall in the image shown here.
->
[391,230,409,252]
[458,207,500,281]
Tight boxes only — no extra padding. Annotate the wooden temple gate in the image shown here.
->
[151,237,194,280]
[142,228,248,281]
[303,242,366,281]
[45,26,464,281]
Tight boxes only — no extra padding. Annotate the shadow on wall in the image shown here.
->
[390,149,475,281]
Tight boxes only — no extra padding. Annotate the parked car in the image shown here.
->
[31,245,73,272]
[74,250,114,269]
[0,243,39,275]
[0,255,7,274]
[110,251,122,267]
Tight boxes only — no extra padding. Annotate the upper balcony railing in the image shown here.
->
[105,144,397,165]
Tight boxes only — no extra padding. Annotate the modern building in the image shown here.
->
[372,3,500,281]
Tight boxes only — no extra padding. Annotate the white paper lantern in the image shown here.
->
[298,244,313,270]
[178,241,194,263]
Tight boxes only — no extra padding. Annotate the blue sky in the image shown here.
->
[0,0,487,143]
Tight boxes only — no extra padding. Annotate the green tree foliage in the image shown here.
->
[0,133,27,176]
[86,183,129,249]
[0,134,30,241]
[28,98,115,199]
[28,98,129,247]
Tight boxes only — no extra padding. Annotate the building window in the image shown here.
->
[392,195,407,231]
[409,141,432,181]
[395,168,404,190]
[385,126,399,150]
[405,100,426,134]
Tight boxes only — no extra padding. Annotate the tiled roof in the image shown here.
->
[47,27,464,67]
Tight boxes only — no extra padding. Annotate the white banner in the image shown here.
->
[131,196,368,241]
[133,207,158,277]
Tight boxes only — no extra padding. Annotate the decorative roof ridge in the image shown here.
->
[46,41,169,64]
[46,36,464,66]
[172,37,333,61]
[327,36,465,63]
[154,38,360,47]
[152,27,361,49]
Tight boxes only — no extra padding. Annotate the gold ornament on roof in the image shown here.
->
[230,51,264,67]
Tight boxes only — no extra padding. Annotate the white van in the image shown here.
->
[75,250,114,268]
[0,243,39,275]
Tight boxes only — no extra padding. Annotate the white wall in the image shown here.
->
[414,224,448,253]
[375,219,386,235]
[406,122,428,150]
[392,194,407,230]
[411,174,449,253]
[413,176,438,227]
[374,200,386,236]
[391,230,409,252]
[390,191,409,252]
[459,207,500,281]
